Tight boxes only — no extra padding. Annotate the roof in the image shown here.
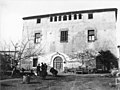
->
[0,51,19,53]
[23,8,117,20]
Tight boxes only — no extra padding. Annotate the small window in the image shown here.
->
[88,30,95,42]
[74,14,77,20]
[37,18,41,23]
[60,31,68,42]
[69,15,71,20]
[79,14,82,19]
[63,15,67,21]
[34,33,41,43]
[54,16,57,22]
[33,58,38,67]
[59,16,61,21]
[50,17,53,22]
[88,13,93,19]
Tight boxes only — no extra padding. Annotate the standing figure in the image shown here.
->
[11,66,20,77]
[21,68,25,76]
[41,62,47,79]
[44,63,47,72]
[36,64,40,76]
[11,66,16,77]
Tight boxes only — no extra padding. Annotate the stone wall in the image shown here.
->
[22,10,117,60]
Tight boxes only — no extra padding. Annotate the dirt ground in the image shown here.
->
[0,74,119,90]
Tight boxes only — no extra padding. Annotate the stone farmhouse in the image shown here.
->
[22,8,118,72]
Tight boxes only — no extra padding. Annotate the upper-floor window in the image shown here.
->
[34,33,41,43]
[50,17,53,22]
[79,14,82,19]
[63,15,67,21]
[49,13,84,22]
[74,14,77,20]
[54,16,57,22]
[69,15,72,20]
[88,30,95,42]
[88,13,93,19]
[37,18,41,23]
[59,16,61,21]
[60,30,68,42]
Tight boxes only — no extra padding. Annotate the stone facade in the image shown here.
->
[22,8,118,71]
[23,8,117,56]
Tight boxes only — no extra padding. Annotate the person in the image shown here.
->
[21,68,25,76]
[36,64,40,76]
[41,62,47,79]
[44,63,47,72]
[41,62,44,71]
[11,66,16,77]
[11,66,20,77]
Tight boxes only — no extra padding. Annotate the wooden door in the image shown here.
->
[53,56,63,71]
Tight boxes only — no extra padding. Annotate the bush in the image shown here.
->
[0,54,13,79]
[96,50,118,72]
[0,54,12,72]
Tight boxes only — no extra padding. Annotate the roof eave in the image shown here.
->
[23,8,118,20]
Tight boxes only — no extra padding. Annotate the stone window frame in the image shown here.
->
[60,28,69,43]
[88,30,95,42]
[34,32,42,44]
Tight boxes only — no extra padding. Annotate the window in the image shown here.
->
[88,13,93,19]
[59,16,61,21]
[79,14,82,19]
[63,15,67,21]
[37,18,41,23]
[34,33,41,43]
[60,31,68,42]
[33,58,38,67]
[50,17,53,22]
[69,15,71,20]
[54,16,57,21]
[88,30,95,42]
[74,14,77,20]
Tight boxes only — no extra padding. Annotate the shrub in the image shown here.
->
[96,50,118,71]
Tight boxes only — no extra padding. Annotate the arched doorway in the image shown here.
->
[53,56,63,71]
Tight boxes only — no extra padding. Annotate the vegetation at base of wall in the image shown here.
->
[96,50,118,72]
[65,50,118,73]
[0,54,13,80]
[0,54,12,71]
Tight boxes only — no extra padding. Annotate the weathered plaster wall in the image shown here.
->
[23,11,117,57]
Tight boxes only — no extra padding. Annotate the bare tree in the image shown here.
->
[11,41,19,61]
[12,35,45,69]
